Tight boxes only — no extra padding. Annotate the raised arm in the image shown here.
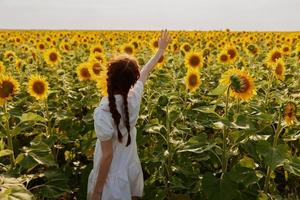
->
[138,29,171,85]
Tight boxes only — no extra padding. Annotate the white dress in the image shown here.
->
[87,80,144,200]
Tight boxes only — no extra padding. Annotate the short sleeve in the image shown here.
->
[93,107,114,141]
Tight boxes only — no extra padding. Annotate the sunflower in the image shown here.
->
[171,41,179,53]
[180,42,192,53]
[88,59,106,80]
[185,69,201,92]
[15,59,23,72]
[59,41,72,53]
[96,69,108,96]
[266,48,282,66]
[283,102,297,126]
[120,43,135,56]
[76,62,92,81]
[281,45,291,56]
[27,74,49,100]
[37,41,47,51]
[0,62,5,74]
[90,44,104,55]
[44,48,61,66]
[0,75,20,102]
[218,51,230,64]
[156,54,166,69]
[131,40,139,49]
[149,38,159,52]
[272,58,285,81]
[220,68,256,101]
[185,52,203,69]
[88,52,106,64]
[3,50,16,61]
[225,45,238,63]
[246,44,260,56]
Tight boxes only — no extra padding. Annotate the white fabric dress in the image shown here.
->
[87,80,144,200]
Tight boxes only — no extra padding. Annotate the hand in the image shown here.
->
[91,189,102,200]
[158,29,171,52]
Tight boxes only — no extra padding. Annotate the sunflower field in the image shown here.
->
[0,30,299,200]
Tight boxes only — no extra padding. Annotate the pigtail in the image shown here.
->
[122,92,131,146]
[107,78,123,143]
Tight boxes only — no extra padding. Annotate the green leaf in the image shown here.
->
[284,156,300,176]
[0,149,12,158]
[20,141,57,168]
[20,112,46,122]
[32,169,71,198]
[253,112,273,122]
[228,164,260,187]
[0,175,35,200]
[239,156,256,169]
[15,153,39,172]
[202,173,239,200]
[208,84,227,96]
[256,141,289,170]
[179,142,217,154]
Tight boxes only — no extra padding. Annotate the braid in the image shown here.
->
[121,91,131,146]
[107,81,123,143]
[106,54,140,146]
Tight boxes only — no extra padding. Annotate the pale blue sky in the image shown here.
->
[0,0,299,31]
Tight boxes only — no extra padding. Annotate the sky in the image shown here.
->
[0,0,299,31]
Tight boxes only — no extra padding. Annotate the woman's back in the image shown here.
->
[87,80,144,200]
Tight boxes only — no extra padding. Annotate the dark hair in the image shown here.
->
[106,54,140,146]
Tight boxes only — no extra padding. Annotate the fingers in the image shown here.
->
[160,29,169,42]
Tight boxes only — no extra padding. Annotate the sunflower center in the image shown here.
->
[49,52,58,62]
[220,54,228,62]
[124,47,133,54]
[271,51,281,62]
[153,41,158,48]
[93,63,101,75]
[93,47,102,54]
[6,53,13,58]
[132,42,138,48]
[283,47,289,52]
[39,44,45,50]
[189,55,200,67]
[230,75,250,93]
[184,44,191,52]
[188,74,198,87]
[158,55,164,63]
[33,81,45,95]
[64,44,70,51]
[0,80,14,98]
[80,68,91,78]
[173,44,178,51]
[227,49,237,59]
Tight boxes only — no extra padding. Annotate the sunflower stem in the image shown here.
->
[45,99,50,136]
[225,85,231,117]
[237,98,240,113]
[165,103,172,198]
[3,102,15,170]
[264,110,283,193]
[264,72,274,112]
[222,85,231,176]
